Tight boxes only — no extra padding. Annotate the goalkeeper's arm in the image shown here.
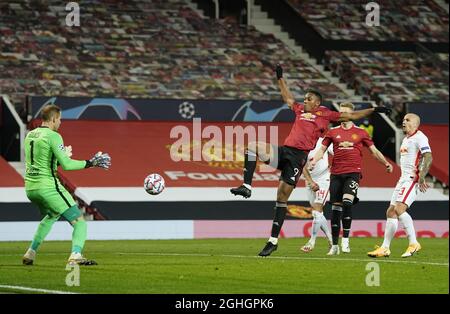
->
[50,133,111,170]
[85,152,111,169]
[50,133,88,170]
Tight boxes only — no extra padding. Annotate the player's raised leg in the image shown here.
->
[230,141,273,199]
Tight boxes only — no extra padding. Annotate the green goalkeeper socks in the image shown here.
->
[71,219,87,254]
[30,215,59,251]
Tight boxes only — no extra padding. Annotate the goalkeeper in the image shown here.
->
[22,105,111,266]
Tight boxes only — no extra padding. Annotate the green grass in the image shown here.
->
[0,238,448,294]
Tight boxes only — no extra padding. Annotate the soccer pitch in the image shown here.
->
[0,238,448,294]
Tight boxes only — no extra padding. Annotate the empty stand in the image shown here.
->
[325,51,449,117]
[0,0,347,108]
[286,0,448,42]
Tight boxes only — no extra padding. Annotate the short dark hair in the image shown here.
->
[305,89,323,104]
[41,105,61,121]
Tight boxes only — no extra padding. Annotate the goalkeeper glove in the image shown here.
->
[85,151,111,169]
[374,106,392,115]
[275,63,283,80]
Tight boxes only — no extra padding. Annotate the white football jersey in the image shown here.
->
[307,137,333,180]
[399,130,432,179]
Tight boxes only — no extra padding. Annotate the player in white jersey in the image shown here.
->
[368,113,433,258]
[300,137,333,252]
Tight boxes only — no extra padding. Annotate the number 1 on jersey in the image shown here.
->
[30,140,34,165]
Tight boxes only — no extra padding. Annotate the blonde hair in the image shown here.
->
[41,105,61,121]
[339,102,355,111]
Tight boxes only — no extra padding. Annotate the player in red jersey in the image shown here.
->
[230,65,391,257]
[310,102,393,255]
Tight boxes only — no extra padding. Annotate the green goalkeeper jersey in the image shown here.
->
[24,126,87,190]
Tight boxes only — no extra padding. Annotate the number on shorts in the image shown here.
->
[349,180,359,194]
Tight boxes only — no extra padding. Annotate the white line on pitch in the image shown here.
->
[0,284,79,294]
[117,252,449,267]
[0,253,65,257]
[2,252,447,267]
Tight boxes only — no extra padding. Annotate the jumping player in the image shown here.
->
[230,64,391,257]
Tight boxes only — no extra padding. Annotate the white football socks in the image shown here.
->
[310,210,332,244]
[382,218,398,249]
[310,210,322,244]
[398,212,418,245]
[342,237,349,247]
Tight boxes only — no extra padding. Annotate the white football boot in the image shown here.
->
[22,248,36,265]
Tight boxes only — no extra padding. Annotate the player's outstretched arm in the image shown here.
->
[276,64,295,109]
[50,133,89,170]
[302,166,319,192]
[368,145,393,173]
[85,152,111,170]
[309,145,327,170]
[338,107,391,122]
[418,152,433,192]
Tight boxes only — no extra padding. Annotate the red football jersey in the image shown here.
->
[322,124,374,175]
[284,103,341,151]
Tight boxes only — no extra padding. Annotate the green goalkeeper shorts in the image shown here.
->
[26,187,80,220]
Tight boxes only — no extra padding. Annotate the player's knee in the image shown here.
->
[312,203,323,213]
[70,215,85,226]
[394,202,408,215]
[312,209,324,218]
[246,141,258,154]
[275,201,287,208]
[342,194,354,202]
[331,204,342,212]
[386,206,397,218]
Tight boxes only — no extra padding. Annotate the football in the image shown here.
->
[144,173,165,195]
[178,101,195,119]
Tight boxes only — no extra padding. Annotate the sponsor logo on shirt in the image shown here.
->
[338,141,354,149]
[400,146,408,154]
[300,112,317,121]
[420,146,430,152]
[26,167,40,176]
[58,144,65,151]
